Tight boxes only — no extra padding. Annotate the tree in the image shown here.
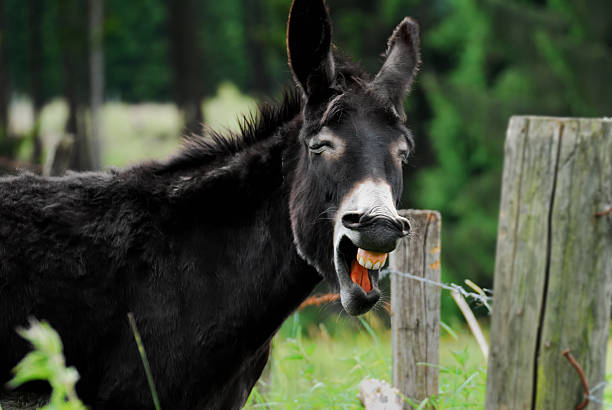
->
[242,0,271,95]
[29,0,44,164]
[58,0,98,171]
[89,0,103,170]
[0,0,8,141]
[165,0,204,135]
[104,0,170,101]
[414,0,612,295]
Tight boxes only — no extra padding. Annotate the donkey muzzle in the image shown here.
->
[341,212,411,253]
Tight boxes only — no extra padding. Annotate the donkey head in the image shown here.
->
[287,0,420,315]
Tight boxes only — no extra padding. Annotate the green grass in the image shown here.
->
[246,312,486,409]
[247,313,612,409]
[102,82,256,166]
[10,82,257,168]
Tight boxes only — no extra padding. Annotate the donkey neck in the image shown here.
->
[166,112,320,344]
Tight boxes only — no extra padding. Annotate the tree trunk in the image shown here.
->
[29,0,44,165]
[0,0,8,141]
[89,0,103,169]
[59,0,97,171]
[165,0,204,135]
[243,0,270,95]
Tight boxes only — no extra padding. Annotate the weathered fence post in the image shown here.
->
[486,117,612,409]
[390,209,441,407]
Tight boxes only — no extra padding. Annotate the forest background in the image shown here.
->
[0,0,610,323]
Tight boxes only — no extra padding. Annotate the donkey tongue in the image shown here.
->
[350,259,372,293]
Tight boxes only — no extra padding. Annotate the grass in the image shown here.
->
[245,312,487,409]
[246,311,612,409]
[102,82,256,166]
[9,82,257,168]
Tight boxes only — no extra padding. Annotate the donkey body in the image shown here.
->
[0,1,420,408]
[0,116,317,408]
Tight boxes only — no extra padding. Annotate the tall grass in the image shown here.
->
[247,313,612,409]
[245,312,486,409]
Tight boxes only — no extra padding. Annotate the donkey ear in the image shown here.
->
[372,17,421,111]
[287,0,335,97]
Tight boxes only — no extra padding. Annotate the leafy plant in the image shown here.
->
[7,318,86,410]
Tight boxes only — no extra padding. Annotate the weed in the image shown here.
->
[7,318,86,410]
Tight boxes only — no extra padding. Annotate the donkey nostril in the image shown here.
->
[399,217,411,236]
[342,212,363,229]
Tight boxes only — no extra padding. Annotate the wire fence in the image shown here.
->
[380,269,492,313]
[298,268,493,312]
[586,382,610,408]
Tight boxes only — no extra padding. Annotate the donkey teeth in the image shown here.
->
[356,250,388,269]
[357,259,382,270]
[357,257,371,269]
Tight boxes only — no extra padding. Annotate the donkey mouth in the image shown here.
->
[335,236,383,315]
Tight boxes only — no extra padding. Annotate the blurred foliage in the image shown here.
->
[105,0,171,101]
[7,318,86,410]
[413,0,611,316]
[1,0,611,319]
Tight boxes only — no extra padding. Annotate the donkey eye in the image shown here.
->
[308,141,334,154]
[399,150,409,163]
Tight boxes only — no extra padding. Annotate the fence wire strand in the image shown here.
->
[380,269,493,313]
[582,381,612,408]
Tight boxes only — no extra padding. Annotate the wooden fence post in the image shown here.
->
[485,117,612,409]
[390,209,441,407]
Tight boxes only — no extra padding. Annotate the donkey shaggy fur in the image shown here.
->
[0,90,317,409]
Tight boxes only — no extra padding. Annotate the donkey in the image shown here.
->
[0,0,420,408]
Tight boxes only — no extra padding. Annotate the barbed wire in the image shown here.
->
[380,269,493,313]
[585,381,611,408]
[299,269,493,312]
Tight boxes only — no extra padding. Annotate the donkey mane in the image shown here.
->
[155,89,302,175]
[154,58,370,176]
